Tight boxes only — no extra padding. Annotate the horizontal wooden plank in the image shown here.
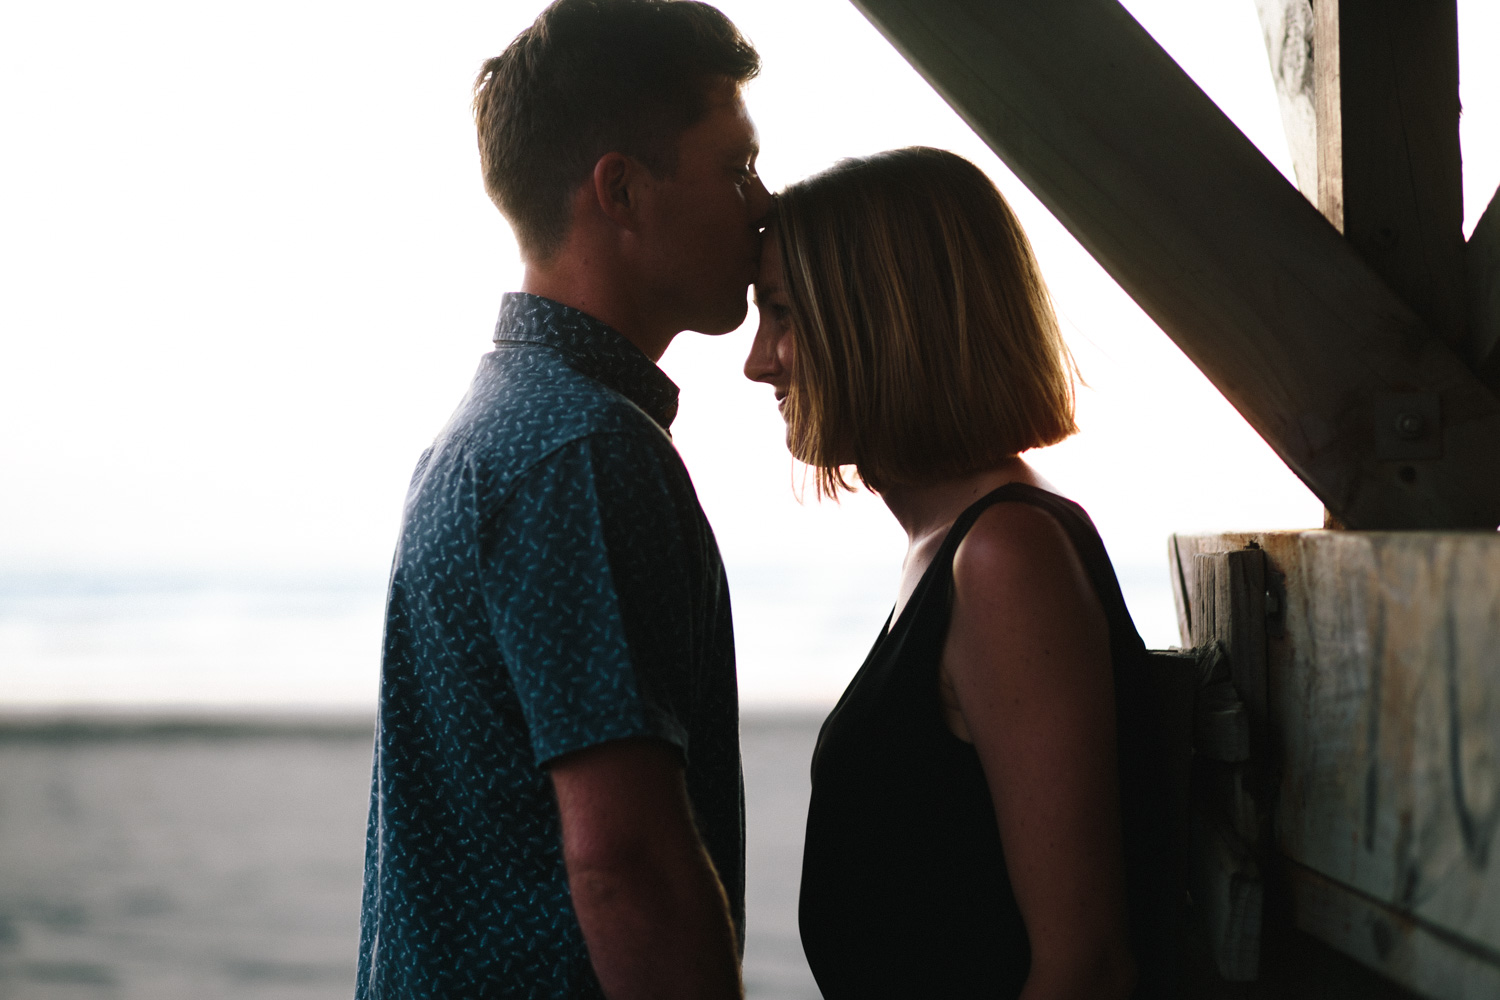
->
[1290,860,1500,999]
[1173,530,1500,986]
[850,0,1500,529]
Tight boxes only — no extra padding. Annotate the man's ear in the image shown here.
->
[591,152,640,230]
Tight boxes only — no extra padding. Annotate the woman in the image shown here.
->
[745,148,1171,999]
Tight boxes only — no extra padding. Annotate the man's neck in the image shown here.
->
[520,264,677,362]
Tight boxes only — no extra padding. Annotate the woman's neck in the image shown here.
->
[879,457,1049,546]
[876,457,1057,633]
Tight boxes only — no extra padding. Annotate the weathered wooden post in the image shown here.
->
[846,0,1500,995]
[1181,549,1268,982]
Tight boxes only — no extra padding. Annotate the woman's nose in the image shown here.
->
[744,322,781,384]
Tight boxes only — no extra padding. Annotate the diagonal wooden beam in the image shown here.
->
[849,0,1500,529]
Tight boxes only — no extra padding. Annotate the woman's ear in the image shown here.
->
[591,152,640,230]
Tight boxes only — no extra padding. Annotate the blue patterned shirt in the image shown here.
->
[357,293,742,999]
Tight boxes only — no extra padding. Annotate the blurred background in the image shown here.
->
[1,0,1495,997]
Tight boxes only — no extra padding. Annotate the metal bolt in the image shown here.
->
[1395,412,1425,440]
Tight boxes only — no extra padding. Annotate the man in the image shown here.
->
[355,2,770,997]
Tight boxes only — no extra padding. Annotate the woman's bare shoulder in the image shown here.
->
[948,497,1106,664]
[951,497,1083,588]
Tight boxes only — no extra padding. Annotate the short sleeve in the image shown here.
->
[480,431,699,765]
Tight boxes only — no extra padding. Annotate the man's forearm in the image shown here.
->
[551,738,741,1000]
[568,839,741,1000]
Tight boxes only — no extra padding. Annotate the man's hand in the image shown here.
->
[550,738,742,1000]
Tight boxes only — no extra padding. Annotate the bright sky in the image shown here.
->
[1,1,1496,703]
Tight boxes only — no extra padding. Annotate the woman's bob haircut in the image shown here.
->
[775,146,1078,496]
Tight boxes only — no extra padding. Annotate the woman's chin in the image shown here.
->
[785,430,812,464]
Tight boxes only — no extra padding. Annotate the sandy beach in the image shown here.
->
[0,711,824,1000]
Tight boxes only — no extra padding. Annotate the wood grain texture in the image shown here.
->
[1470,188,1500,385]
[1193,811,1264,982]
[1289,861,1500,1000]
[850,0,1500,529]
[1185,551,1270,981]
[1253,0,1318,202]
[1319,1,1469,362]
[1313,0,1345,232]
[1173,530,1500,995]
[1191,551,1269,765]
[1170,535,1194,647]
[1195,687,1251,765]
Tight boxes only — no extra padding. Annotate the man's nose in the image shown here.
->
[749,176,773,226]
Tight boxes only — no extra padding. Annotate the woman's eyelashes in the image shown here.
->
[752,293,790,327]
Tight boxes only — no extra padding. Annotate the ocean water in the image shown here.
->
[0,577,387,709]
[0,712,825,1000]
[0,561,1179,710]
[0,565,917,709]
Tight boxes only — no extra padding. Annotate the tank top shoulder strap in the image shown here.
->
[928,482,1097,574]
[894,482,1141,657]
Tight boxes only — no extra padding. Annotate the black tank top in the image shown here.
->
[798,483,1173,999]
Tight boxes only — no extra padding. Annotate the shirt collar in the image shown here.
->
[492,292,680,430]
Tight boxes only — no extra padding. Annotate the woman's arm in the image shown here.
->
[942,502,1135,1000]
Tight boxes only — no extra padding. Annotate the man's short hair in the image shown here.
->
[774,146,1079,497]
[474,0,760,263]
